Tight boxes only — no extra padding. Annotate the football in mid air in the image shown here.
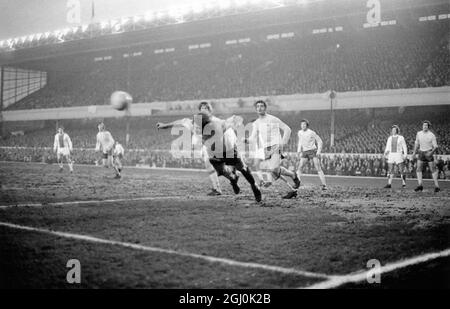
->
[110,91,132,111]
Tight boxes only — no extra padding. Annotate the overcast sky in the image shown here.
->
[0,0,213,40]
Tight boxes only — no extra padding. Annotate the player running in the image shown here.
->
[157,102,230,196]
[246,100,300,199]
[53,127,74,173]
[195,112,262,202]
[295,119,327,192]
[383,125,407,189]
[412,120,440,192]
[96,123,121,178]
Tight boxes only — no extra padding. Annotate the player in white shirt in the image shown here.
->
[157,102,240,196]
[383,125,407,189]
[246,100,300,199]
[412,120,440,192]
[96,123,121,178]
[53,127,74,173]
[296,119,327,192]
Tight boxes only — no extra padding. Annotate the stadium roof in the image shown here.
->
[0,0,447,67]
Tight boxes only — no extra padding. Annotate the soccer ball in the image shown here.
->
[110,91,132,111]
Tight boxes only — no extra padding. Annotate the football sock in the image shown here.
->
[417,172,423,186]
[239,166,258,187]
[318,170,326,186]
[209,172,221,192]
[296,170,303,183]
[432,171,439,188]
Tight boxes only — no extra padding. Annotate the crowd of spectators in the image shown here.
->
[281,154,450,179]
[1,106,449,156]
[411,32,450,88]
[1,147,449,180]
[6,23,449,111]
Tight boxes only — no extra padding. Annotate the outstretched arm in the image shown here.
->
[157,118,193,132]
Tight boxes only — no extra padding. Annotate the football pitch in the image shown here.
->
[0,162,449,289]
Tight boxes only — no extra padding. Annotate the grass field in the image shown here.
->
[0,162,449,289]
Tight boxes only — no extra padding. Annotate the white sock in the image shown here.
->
[296,170,303,183]
[318,170,326,186]
[209,172,221,192]
[388,175,393,185]
[417,172,423,186]
[432,171,439,187]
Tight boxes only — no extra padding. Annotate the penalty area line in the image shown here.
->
[0,221,330,280]
[301,248,450,289]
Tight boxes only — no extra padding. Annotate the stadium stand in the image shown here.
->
[1,106,449,178]
[5,23,449,110]
[1,106,449,153]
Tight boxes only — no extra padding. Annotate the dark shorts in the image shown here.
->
[418,150,434,163]
[102,150,113,159]
[301,149,317,160]
[209,152,245,176]
[114,154,123,160]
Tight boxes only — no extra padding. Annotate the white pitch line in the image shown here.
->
[0,195,234,209]
[302,248,450,289]
[0,221,329,279]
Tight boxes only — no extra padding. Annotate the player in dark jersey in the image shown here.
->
[195,112,262,202]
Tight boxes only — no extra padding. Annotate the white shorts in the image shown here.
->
[257,145,282,171]
[387,153,404,164]
[57,147,70,157]
[254,148,265,160]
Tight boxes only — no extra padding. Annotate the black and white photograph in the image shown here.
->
[0,0,449,293]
